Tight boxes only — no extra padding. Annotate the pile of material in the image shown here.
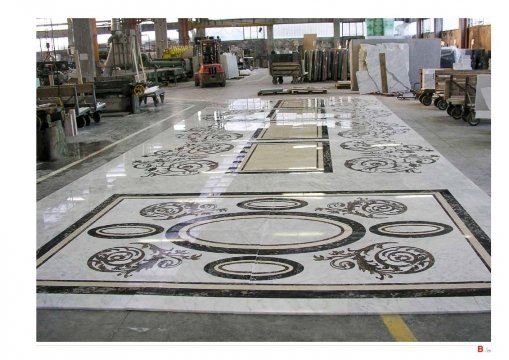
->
[303,49,349,82]
[356,43,411,94]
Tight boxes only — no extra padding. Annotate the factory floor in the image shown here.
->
[36,68,491,342]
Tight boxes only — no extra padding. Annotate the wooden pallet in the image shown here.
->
[258,87,327,96]
[335,81,351,89]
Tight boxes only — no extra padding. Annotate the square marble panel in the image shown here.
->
[232,142,331,174]
[37,190,490,314]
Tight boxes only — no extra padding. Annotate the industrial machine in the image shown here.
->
[193,37,226,88]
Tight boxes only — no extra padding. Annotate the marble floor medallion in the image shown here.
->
[37,95,490,314]
[37,190,490,314]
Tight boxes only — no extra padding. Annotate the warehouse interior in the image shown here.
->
[21,3,505,358]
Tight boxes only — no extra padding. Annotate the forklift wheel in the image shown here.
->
[278,77,283,84]
[76,116,85,128]
[93,112,101,123]
[437,99,448,110]
[220,81,226,87]
[421,95,433,106]
[84,114,91,126]
[272,77,277,85]
[451,105,463,119]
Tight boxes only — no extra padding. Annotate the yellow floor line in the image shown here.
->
[380,314,418,342]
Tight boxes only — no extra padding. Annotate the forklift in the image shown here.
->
[193,36,226,88]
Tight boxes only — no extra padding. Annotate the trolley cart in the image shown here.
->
[269,53,302,85]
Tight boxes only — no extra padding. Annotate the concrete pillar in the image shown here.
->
[67,18,74,48]
[196,27,206,38]
[434,18,443,39]
[266,25,274,53]
[459,18,468,49]
[71,18,98,82]
[178,18,190,45]
[154,18,168,58]
[333,19,340,48]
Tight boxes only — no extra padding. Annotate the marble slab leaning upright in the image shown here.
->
[357,43,411,94]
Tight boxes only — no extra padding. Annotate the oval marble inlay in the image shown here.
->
[204,256,304,280]
[88,223,165,239]
[166,211,365,254]
[237,197,308,211]
[369,221,453,238]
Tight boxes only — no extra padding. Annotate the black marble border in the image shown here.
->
[369,221,454,238]
[165,211,366,255]
[249,126,330,142]
[37,282,491,298]
[203,256,304,281]
[438,190,491,255]
[37,194,124,263]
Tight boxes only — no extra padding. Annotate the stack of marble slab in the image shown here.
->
[356,43,411,94]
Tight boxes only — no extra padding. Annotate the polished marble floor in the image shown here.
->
[37,95,491,314]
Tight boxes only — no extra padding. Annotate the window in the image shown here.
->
[422,18,434,33]
[206,27,244,41]
[469,18,490,26]
[340,22,365,36]
[243,26,267,40]
[273,23,334,39]
[443,18,459,31]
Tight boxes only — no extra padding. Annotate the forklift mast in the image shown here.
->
[194,36,221,64]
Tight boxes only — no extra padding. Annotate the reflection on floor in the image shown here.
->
[37,95,491,315]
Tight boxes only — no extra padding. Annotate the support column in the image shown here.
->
[266,25,274,53]
[416,19,422,38]
[333,19,340,48]
[459,18,468,49]
[178,18,190,46]
[67,18,74,48]
[434,18,443,39]
[196,27,206,38]
[154,18,168,58]
[71,18,98,82]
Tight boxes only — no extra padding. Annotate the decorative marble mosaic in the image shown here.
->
[37,190,490,312]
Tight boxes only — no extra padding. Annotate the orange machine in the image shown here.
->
[193,37,226,88]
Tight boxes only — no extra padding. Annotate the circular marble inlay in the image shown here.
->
[369,221,453,238]
[236,198,308,211]
[204,256,304,280]
[88,223,165,239]
[166,211,366,254]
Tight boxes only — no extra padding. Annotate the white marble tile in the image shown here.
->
[37,294,490,314]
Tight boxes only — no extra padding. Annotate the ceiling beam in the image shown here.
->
[37,18,370,39]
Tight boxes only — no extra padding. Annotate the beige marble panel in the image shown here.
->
[241,143,323,172]
[259,125,322,140]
